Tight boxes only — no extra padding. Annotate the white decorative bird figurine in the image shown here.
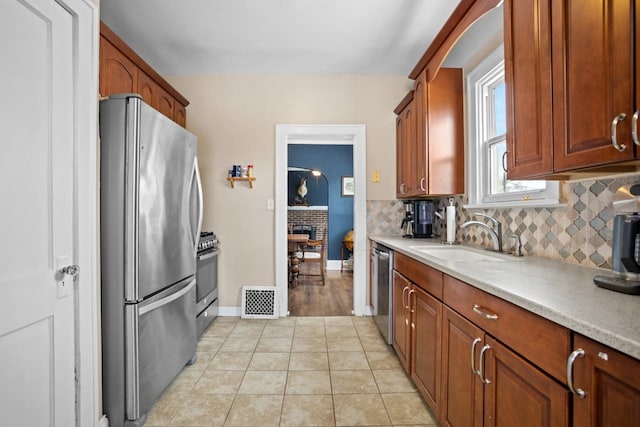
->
[297,178,308,198]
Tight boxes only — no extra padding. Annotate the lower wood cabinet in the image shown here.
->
[392,254,443,415]
[411,285,442,412]
[390,251,640,426]
[392,270,411,372]
[441,306,569,427]
[572,334,640,427]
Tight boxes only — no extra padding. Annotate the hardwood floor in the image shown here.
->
[288,265,353,316]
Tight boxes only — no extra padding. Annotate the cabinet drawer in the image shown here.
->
[394,252,443,299]
[443,274,569,382]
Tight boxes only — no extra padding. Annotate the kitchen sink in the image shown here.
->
[409,245,514,262]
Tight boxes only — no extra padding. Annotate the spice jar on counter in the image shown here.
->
[247,164,254,178]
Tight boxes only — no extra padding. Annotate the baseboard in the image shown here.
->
[218,306,242,317]
[98,415,109,427]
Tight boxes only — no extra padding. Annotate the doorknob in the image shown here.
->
[59,265,80,277]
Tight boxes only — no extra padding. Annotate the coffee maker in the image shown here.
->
[413,200,434,238]
[401,201,414,238]
[594,183,640,294]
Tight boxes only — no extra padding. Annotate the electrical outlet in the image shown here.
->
[373,170,381,183]
[267,198,274,210]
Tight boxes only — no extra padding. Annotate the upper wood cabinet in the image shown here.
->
[395,68,464,198]
[505,0,638,178]
[395,92,416,198]
[503,0,553,179]
[99,22,189,128]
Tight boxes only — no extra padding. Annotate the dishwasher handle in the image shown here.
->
[374,249,390,259]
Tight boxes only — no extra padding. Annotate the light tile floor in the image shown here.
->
[145,316,439,426]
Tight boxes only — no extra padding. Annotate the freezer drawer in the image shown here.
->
[125,278,196,421]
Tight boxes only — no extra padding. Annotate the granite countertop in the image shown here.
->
[369,234,640,360]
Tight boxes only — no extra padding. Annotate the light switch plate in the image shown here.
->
[267,198,274,210]
[373,170,381,183]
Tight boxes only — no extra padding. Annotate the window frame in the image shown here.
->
[465,45,560,209]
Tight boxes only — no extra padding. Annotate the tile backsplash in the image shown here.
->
[367,173,640,270]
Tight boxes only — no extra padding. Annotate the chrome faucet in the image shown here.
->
[461,213,503,252]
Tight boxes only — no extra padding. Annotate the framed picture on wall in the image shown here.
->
[341,176,354,197]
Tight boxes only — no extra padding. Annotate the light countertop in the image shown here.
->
[369,234,640,360]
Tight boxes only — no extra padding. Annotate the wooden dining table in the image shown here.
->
[287,233,309,287]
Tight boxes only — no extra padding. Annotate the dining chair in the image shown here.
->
[298,227,326,286]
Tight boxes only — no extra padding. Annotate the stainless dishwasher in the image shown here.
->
[372,243,393,344]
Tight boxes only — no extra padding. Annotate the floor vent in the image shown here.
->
[241,286,278,319]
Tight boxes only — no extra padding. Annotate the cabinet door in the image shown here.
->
[441,306,484,427]
[551,0,635,171]
[573,334,640,427]
[175,102,187,128]
[396,101,416,198]
[392,271,411,373]
[427,68,464,195]
[411,285,442,414]
[504,0,553,179]
[157,86,175,121]
[483,336,569,427]
[99,37,136,96]
[136,71,157,109]
[410,71,427,197]
[396,107,411,198]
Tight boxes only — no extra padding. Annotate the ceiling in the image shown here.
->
[100,0,461,75]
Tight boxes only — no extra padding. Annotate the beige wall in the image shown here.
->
[165,74,409,307]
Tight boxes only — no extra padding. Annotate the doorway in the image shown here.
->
[275,125,367,317]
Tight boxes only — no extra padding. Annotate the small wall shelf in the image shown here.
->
[227,177,256,188]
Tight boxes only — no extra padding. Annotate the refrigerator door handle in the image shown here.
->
[139,279,195,315]
[190,157,204,257]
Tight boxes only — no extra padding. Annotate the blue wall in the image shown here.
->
[288,144,353,260]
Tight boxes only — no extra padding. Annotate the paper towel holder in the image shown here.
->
[443,198,458,245]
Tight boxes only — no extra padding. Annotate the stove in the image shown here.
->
[196,231,219,336]
[198,231,219,253]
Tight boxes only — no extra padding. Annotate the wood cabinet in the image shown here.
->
[395,92,416,198]
[393,252,444,414]
[572,334,640,427]
[388,244,640,427]
[503,0,553,179]
[411,284,442,413]
[441,280,570,427]
[99,22,189,127]
[392,270,411,371]
[505,0,639,178]
[394,68,464,198]
[422,68,465,196]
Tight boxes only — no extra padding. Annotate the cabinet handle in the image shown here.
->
[632,111,639,146]
[408,289,416,313]
[472,304,499,320]
[420,177,426,192]
[402,286,409,309]
[567,348,586,398]
[611,113,627,152]
[478,344,492,384]
[502,151,508,173]
[470,337,482,376]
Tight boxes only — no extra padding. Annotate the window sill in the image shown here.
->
[464,200,567,210]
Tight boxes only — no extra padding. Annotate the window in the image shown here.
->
[466,46,559,208]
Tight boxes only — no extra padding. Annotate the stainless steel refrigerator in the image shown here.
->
[99,94,203,427]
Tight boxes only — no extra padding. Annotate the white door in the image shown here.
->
[0,0,76,425]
